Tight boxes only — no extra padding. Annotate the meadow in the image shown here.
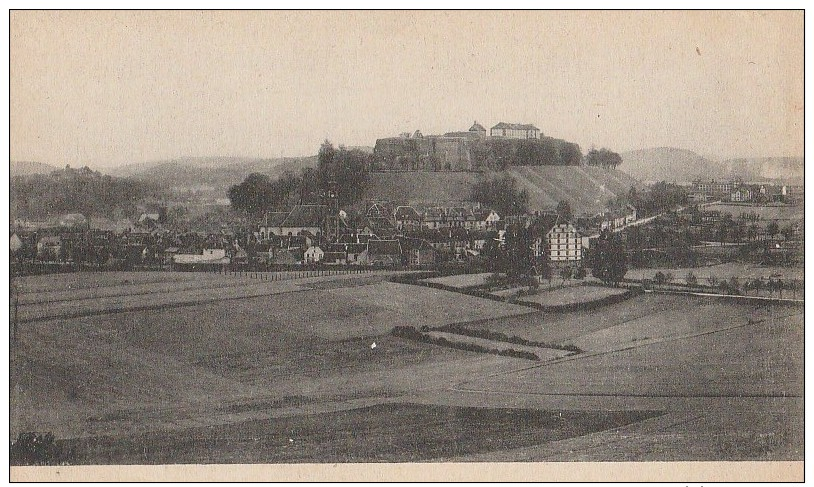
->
[10,271,804,463]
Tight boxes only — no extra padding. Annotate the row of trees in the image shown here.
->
[469,137,584,170]
[11,166,165,219]
[585,148,623,169]
[228,142,373,216]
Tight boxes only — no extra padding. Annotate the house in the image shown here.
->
[393,206,422,231]
[10,233,24,254]
[528,213,559,258]
[304,245,325,263]
[422,207,447,229]
[730,186,753,202]
[322,251,347,265]
[327,242,367,264]
[162,246,179,265]
[258,212,289,239]
[398,237,437,266]
[366,239,403,266]
[57,213,89,230]
[173,248,229,265]
[489,122,540,139]
[469,121,487,137]
[280,205,328,237]
[475,209,501,231]
[546,223,583,262]
[36,235,62,261]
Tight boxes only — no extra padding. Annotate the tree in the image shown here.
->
[471,174,529,217]
[590,230,628,285]
[585,148,622,169]
[560,266,573,285]
[228,173,276,217]
[767,221,780,237]
[751,278,764,296]
[503,224,534,278]
[685,271,698,287]
[555,200,573,222]
[728,276,740,294]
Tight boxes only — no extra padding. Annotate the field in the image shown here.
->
[704,202,803,221]
[518,286,627,307]
[365,166,642,214]
[10,271,803,464]
[422,272,493,289]
[627,262,804,284]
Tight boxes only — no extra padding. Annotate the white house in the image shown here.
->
[304,245,325,263]
[547,222,583,262]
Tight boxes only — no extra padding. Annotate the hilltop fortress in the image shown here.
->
[373,122,582,172]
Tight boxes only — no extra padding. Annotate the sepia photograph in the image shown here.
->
[8,9,804,482]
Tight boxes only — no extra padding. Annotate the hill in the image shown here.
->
[364,166,642,215]
[106,156,317,192]
[619,148,718,183]
[10,160,59,176]
[620,148,804,185]
[721,157,803,184]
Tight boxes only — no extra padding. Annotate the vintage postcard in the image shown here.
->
[8,9,804,482]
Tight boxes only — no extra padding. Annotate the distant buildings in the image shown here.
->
[489,122,540,139]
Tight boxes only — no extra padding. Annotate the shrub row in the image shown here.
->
[391,326,539,361]
[437,324,581,353]
[521,287,644,313]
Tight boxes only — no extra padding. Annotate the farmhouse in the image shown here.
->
[394,206,422,230]
[304,245,325,263]
[36,235,62,260]
[365,239,403,266]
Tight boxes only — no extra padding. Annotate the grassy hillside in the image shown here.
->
[365,166,642,215]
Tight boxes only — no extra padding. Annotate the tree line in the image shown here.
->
[10,166,165,219]
[228,141,373,216]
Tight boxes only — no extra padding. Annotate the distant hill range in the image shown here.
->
[102,156,318,192]
[620,147,803,185]
[10,160,60,176]
[365,166,643,216]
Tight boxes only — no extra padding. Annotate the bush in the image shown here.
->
[685,271,698,286]
[10,432,64,466]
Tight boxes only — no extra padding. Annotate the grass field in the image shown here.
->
[422,273,493,289]
[518,286,627,307]
[627,263,804,284]
[10,271,804,463]
[704,203,804,221]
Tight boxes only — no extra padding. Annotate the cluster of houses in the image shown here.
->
[11,198,606,270]
[690,178,803,204]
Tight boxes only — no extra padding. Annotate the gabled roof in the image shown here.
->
[368,239,402,256]
[491,122,540,131]
[398,236,436,252]
[469,122,486,132]
[366,203,392,218]
[281,205,327,228]
[394,206,421,221]
[262,211,289,227]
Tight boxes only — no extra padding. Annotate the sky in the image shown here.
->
[9,10,804,168]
